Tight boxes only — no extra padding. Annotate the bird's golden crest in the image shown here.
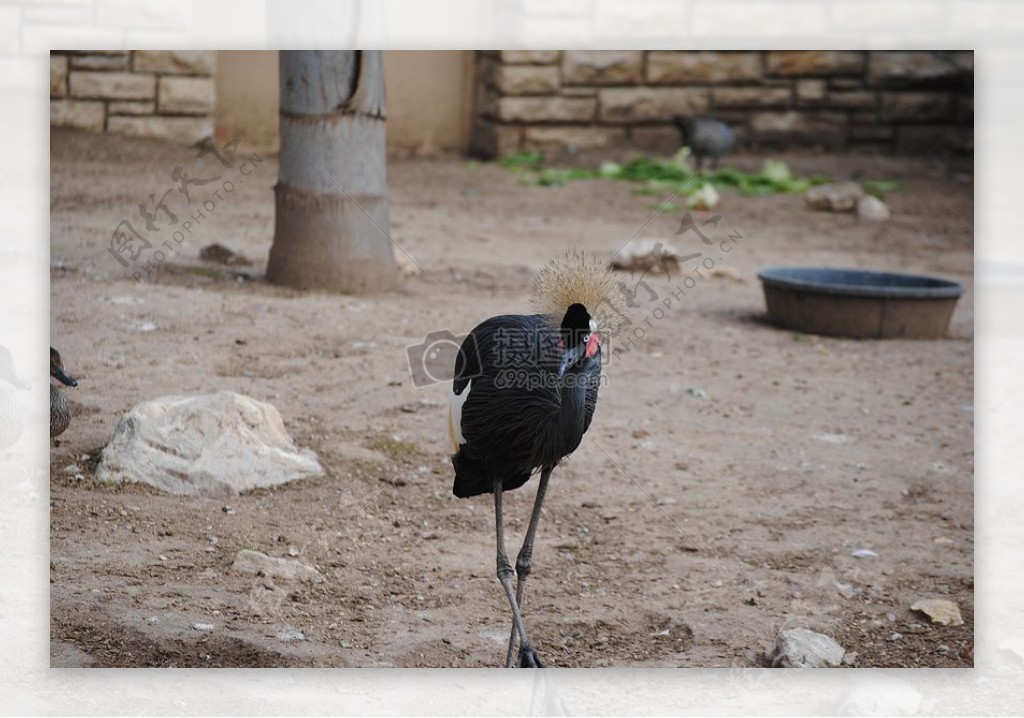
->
[531,250,617,322]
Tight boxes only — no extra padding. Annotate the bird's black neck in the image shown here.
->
[549,362,592,459]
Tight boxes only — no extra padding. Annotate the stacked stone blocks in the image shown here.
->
[472,50,973,157]
[50,51,216,144]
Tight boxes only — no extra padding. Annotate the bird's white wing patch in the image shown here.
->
[448,380,471,452]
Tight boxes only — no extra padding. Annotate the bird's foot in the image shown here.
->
[518,644,546,668]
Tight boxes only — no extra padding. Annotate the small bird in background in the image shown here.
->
[674,116,735,171]
[50,347,78,440]
[448,251,611,667]
[0,344,30,451]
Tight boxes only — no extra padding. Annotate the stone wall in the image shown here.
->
[50,51,216,144]
[471,51,973,158]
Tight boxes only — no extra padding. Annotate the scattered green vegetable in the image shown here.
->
[861,180,904,198]
[494,151,902,207]
[498,150,544,171]
[496,150,831,197]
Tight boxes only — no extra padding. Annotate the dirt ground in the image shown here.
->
[49,128,973,668]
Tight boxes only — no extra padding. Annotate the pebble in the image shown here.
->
[277,627,305,641]
[63,464,81,474]
[231,549,323,582]
[856,195,891,223]
[911,598,964,626]
[890,632,903,641]
[805,181,864,212]
[193,623,214,631]
[850,548,878,558]
[835,582,860,599]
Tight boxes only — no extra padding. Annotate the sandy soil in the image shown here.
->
[49,128,973,668]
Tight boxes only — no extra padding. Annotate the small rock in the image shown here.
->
[890,632,903,641]
[805,181,865,212]
[609,239,684,276]
[277,626,305,641]
[231,549,323,582]
[769,628,845,668]
[136,321,157,332]
[885,612,897,622]
[686,387,708,399]
[200,243,252,266]
[851,548,878,558]
[910,598,964,626]
[193,622,214,631]
[856,195,891,223]
[394,249,422,278]
[63,464,81,474]
[708,265,744,283]
[835,582,860,599]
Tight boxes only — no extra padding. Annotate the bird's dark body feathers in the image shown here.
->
[674,116,735,170]
[451,314,601,498]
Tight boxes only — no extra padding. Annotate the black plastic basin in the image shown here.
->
[757,266,965,339]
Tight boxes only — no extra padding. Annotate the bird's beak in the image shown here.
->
[557,344,586,378]
[53,368,78,388]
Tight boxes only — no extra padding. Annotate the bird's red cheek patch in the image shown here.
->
[585,333,600,359]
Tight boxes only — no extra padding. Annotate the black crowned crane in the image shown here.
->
[448,251,612,667]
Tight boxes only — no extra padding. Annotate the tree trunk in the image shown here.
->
[267,51,398,293]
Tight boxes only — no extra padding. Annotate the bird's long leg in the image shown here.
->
[505,465,554,667]
[494,477,543,667]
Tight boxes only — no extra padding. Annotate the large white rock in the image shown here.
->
[97,391,323,496]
